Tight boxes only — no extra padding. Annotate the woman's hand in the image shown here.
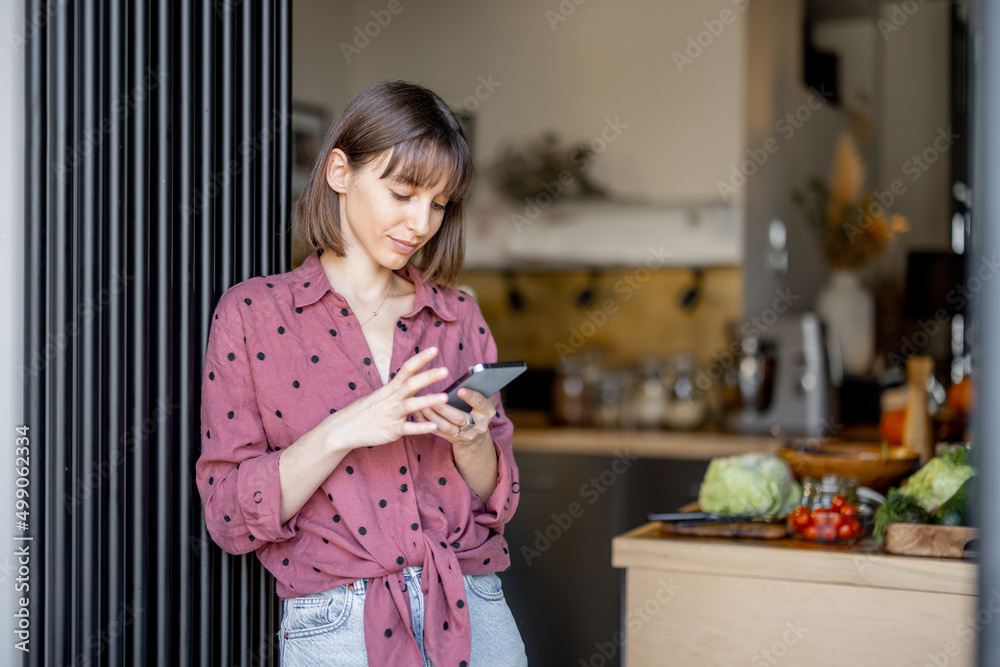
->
[414,387,496,447]
[324,347,450,453]
[415,388,500,500]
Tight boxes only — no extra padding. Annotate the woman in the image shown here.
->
[196,81,526,666]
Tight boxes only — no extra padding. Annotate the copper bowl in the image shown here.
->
[778,441,920,493]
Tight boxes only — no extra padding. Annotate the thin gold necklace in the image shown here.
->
[358,284,393,328]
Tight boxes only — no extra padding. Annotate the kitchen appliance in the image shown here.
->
[730,312,837,438]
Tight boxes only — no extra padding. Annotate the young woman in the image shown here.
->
[196,81,526,666]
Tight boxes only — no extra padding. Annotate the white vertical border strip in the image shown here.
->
[975,0,1000,664]
[0,0,25,663]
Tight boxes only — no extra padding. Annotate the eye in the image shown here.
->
[432,202,448,213]
[391,191,411,202]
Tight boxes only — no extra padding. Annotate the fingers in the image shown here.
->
[420,405,461,436]
[394,346,440,382]
[456,388,495,420]
[401,393,448,415]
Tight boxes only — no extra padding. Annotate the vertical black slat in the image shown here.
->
[153,0,173,663]
[258,3,273,276]
[239,0,255,283]
[24,0,47,664]
[195,2,216,664]
[276,0,292,276]
[218,6,235,663]
[79,1,101,663]
[104,0,126,664]
[48,1,73,663]
[177,0,195,661]
[127,0,149,663]
[220,3,234,293]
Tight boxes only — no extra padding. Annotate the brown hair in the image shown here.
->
[294,81,474,286]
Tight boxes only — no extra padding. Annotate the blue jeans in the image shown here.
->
[278,567,527,666]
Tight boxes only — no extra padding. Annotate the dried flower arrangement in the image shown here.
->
[489,132,608,203]
[794,132,909,269]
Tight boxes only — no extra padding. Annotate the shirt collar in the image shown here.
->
[292,250,458,322]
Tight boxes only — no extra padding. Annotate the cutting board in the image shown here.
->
[658,521,787,539]
[884,523,978,558]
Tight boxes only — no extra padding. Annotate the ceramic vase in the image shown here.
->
[816,269,875,376]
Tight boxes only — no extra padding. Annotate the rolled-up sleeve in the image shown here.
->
[467,309,520,532]
[195,292,297,555]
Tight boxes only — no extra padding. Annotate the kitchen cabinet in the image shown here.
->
[502,428,778,666]
[612,523,978,667]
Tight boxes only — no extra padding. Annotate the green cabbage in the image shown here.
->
[898,449,975,512]
[698,452,801,517]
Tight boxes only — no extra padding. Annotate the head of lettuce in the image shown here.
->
[698,452,801,517]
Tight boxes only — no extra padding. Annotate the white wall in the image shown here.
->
[0,0,24,663]
[292,0,747,206]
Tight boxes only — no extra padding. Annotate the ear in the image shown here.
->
[325,148,350,194]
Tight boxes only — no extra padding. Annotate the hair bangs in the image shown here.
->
[380,135,473,202]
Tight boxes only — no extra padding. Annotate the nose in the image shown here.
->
[406,201,434,236]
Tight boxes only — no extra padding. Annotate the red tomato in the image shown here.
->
[846,518,862,536]
[840,504,858,517]
[837,523,855,539]
[830,495,846,512]
[830,513,844,529]
[820,525,838,540]
[793,511,813,529]
[803,525,820,540]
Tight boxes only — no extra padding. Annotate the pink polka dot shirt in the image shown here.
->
[196,249,520,667]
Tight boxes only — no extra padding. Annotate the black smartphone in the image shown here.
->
[444,362,527,412]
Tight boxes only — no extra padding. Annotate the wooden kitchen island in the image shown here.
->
[612,522,979,667]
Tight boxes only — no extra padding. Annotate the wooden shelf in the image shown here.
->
[510,424,780,459]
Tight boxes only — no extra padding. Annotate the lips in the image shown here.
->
[390,238,419,254]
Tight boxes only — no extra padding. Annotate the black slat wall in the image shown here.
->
[24,1,292,664]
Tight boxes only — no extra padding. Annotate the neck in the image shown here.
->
[318,250,400,303]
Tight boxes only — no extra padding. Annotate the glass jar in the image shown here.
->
[553,356,586,426]
[788,474,866,542]
[634,358,667,430]
[663,353,707,430]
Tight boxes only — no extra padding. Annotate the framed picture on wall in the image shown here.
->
[291,103,329,267]
[291,103,329,199]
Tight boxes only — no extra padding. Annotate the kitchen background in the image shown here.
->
[289,0,963,664]
[291,0,955,380]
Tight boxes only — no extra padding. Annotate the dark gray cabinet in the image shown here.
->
[500,452,710,667]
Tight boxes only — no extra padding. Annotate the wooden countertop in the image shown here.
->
[612,522,978,597]
[509,420,780,459]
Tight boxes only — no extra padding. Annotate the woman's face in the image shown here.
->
[332,149,451,271]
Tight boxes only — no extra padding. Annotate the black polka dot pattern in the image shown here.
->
[200,258,513,647]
